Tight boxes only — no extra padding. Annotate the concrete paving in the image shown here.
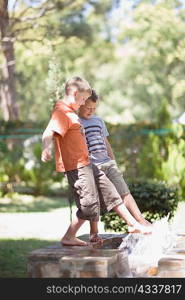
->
[0,206,106,240]
[0,201,185,241]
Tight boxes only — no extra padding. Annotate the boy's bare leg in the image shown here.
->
[122,193,152,226]
[89,221,103,243]
[61,215,88,246]
[113,203,152,234]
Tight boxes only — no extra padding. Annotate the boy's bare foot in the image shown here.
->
[61,237,89,246]
[90,233,103,243]
[128,223,153,235]
[138,217,152,227]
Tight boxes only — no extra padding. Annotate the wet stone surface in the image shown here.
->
[157,234,185,278]
[27,234,126,278]
[27,233,185,278]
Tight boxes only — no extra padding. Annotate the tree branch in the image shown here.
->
[16,37,43,43]
[21,4,56,22]
[13,20,50,35]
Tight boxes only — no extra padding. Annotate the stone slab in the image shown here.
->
[27,234,126,278]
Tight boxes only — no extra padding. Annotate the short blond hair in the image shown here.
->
[65,76,92,95]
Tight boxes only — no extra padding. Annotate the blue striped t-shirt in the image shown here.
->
[79,115,111,165]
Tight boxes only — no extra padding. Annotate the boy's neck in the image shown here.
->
[79,115,94,120]
[62,94,77,111]
[63,94,75,105]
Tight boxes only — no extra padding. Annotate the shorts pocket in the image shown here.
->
[74,177,98,206]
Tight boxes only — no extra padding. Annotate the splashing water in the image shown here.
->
[117,216,178,277]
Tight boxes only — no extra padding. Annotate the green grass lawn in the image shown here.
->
[0,238,58,278]
[0,193,73,278]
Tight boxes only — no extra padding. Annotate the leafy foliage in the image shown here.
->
[45,57,67,107]
[1,118,185,197]
[0,134,66,196]
[137,120,185,198]
[2,0,185,123]
[101,180,180,232]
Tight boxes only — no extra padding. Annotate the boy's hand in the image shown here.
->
[41,148,52,162]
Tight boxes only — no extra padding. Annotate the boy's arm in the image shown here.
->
[41,123,54,162]
[105,137,115,160]
[41,107,69,162]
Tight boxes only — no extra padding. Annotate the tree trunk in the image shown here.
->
[0,0,19,120]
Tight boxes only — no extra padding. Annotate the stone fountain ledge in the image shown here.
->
[27,233,185,278]
[27,234,126,278]
[157,234,185,277]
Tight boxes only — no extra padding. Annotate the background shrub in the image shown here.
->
[100,180,180,232]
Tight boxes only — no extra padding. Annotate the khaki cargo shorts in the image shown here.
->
[66,163,124,219]
[66,165,100,222]
[97,160,130,197]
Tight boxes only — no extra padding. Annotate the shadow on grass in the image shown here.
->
[0,238,58,278]
[0,195,74,213]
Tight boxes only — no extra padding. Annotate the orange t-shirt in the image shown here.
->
[48,101,90,172]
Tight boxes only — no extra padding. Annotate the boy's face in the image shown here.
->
[71,90,91,110]
[78,99,97,119]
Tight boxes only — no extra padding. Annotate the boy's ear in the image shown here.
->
[71,86,78,96]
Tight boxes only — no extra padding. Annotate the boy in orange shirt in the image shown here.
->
[42,77,152,246]
[42,76,96,246]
